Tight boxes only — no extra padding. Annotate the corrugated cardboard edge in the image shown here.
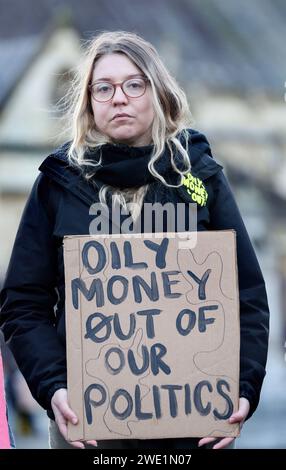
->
[229,229,241,437]
[64,236,85,442]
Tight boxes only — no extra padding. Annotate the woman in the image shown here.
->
[0,31,269,449]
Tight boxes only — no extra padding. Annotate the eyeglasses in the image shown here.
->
[88,76,149,103]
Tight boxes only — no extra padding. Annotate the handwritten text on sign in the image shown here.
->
[64,232,240,440]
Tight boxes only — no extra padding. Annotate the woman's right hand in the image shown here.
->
[51,388,97,449]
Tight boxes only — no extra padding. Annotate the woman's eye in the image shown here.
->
[96,84,112,93]
[128,81,143,89]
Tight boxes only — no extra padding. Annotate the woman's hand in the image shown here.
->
[198,397,250,450]
[51,388,98,449]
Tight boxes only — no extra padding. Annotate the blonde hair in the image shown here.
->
[63,30,194,221]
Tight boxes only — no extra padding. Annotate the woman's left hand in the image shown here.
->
[198,397,250,449]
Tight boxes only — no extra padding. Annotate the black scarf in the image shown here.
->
[85,138,187,188]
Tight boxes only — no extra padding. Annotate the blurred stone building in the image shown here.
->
[0,0,285,448]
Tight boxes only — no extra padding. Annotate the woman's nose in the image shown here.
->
[112,85,128,104]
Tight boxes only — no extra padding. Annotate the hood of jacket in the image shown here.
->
[39,128,223,207]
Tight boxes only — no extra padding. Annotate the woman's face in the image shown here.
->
[90,53,155,146]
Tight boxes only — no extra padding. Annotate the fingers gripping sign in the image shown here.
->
[51,388,98,449]
[198,397,250,449]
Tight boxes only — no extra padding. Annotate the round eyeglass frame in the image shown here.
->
[88,76,149,103]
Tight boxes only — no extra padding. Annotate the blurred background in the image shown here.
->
[0,0,285,449]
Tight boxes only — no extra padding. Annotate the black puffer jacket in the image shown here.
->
[0,129,269,420]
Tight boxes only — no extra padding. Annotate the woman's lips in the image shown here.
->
[113,115,133,120]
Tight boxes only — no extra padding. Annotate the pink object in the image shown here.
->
[0,353,10,448]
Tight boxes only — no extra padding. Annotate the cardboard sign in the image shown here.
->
[64,231,240,441]
[0,353,10,448]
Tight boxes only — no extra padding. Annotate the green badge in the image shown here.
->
[181,173,208,207]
